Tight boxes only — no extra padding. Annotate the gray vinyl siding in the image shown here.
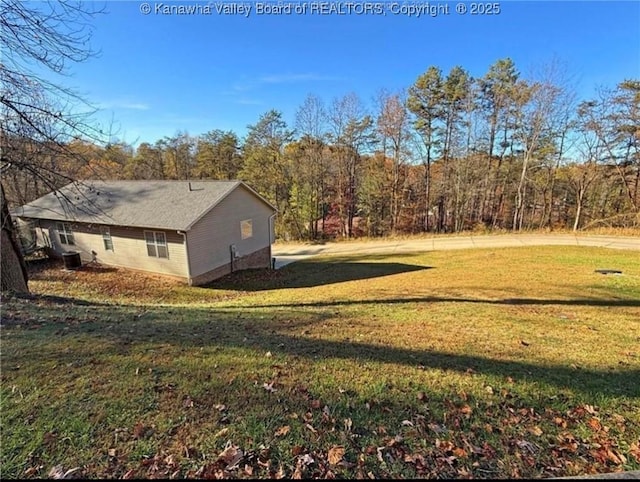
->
[186,185,275,278]
[34,220,188,278]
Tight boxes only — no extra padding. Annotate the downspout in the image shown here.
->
[268,212,277,269]
[177,230,192,284]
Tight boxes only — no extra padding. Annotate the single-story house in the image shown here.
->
[15,180,277,285]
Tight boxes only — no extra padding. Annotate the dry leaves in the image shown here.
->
[327,446,345,465]
[48,466,81,479]
[263,382,277,393]
[218,443,244,470]
[529,426,543,437]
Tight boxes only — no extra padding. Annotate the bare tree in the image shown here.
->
[512,60,577,231]
[295,94,330,238]
[376,90,411,233]
[1,0,105,292]
[592,82,640,214]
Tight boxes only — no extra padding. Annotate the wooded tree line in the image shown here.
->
[5,59,639,240]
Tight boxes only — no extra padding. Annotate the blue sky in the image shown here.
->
[60,0,640,145]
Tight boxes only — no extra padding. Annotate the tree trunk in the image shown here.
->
[1,183,29,293]
[513,153,531,231]
[424,159,431,232]
[573,188,585,232]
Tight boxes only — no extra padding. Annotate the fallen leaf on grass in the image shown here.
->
[435,439,454,452]
[299,453,315,466]
[584,404,598,415]
[274,425,290,437]
[48,465,81,479]
[591,447,626,465]
[529,426,543,436]
[460,404,473,417]
[555,432,578,453]
[24,466,41,477]
[121,469,137,479]
[292,463,304,479]
[588,418,602,431]
[452,447,467,458]
[328,446,345,465]
[272,465,287,478]
[218,443,243,469]
[554,417,567,428]
[133,422,152,439]
[629,443,640,463]
[516,439,538,454]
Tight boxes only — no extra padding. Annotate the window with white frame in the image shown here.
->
[144,231,168,258]
[241,219,253,240]
[56,222,74,245]
[102,227,113,251]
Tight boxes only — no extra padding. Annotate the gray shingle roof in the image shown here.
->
[15,180,275,231]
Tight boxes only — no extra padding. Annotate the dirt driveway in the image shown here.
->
[271,234,640,269]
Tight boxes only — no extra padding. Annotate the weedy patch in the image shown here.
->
[1,246,639,478]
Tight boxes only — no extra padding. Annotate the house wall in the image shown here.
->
[33,220,189,279]
[186,185,275,280]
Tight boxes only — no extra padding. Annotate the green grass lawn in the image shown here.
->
[2,246,639,479]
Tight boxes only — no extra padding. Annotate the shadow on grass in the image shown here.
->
[241,296,640,309]
[2,291,111,307]
[207,258,433,291]
[6,300,638,398]
[136,310,640,397]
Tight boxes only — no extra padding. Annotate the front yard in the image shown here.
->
[1,246,639,478]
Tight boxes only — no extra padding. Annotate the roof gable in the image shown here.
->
[15,180,276,231]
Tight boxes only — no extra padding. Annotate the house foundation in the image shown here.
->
[189,245,272,286]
